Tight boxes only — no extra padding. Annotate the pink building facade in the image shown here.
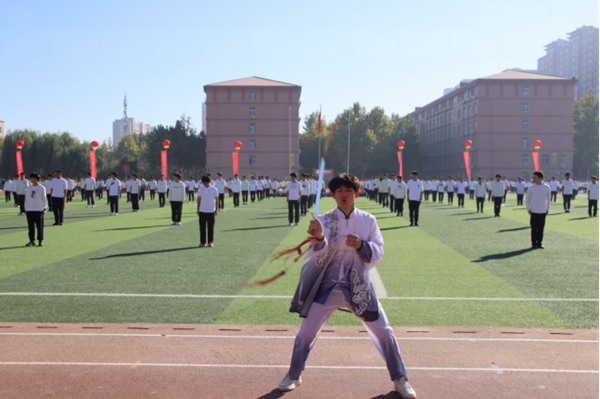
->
[412,70,577,180]
[203,77,301,180]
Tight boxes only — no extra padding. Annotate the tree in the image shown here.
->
[573,89,599,178]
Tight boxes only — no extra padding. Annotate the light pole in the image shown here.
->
[347,109,351,174]
[289,107,292,175]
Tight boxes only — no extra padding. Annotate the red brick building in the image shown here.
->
[412,70,577,180]
[203,77,301,179]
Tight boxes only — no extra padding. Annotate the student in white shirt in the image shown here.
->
[250,177,257,203]
[300,174,310,216]
[16,172,31,215]
[474,177,487,213]
[130,174,142,212]
[286,173,302,226]
[157,175,167,208]
[50,169,68,225]
[445,176,455,205]
[561,173,574,213]
[241,176,250,205]
[197,175,219,247]
[84,172,96,208]
[24,173,47,247]
[587,175,598,217]
[491,174,505,217]
[125,177,132,203]
[501,175,508,203]
[526,171,551,249]
[148,177,157,201]
[572,179,580,199]
[11,175,19,207]
[549,177,559,202]
[168,173,186,225]
[516,177,526,206]
[431,176,438,202]
[388,173,398,213]
[380,174,390,208]
[106,172,121,216]
[406,171,424,226]
[231,174,241,208]
[393,176,407,217]
[468,179,477,200]
[437,180,445,203]
[271,179,279,200]
[186,177,195,203]
[215,173,227,212]
[487,177,494,202]
[422,177,432,202]
[456,177,467,208]
[257,177,264,202]
[4,177,12,203]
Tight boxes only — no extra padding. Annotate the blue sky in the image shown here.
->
[1,0,598,144]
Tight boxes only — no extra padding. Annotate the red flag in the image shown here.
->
[463,151,471,181]
[232,151,239,176]
[397,150,403,177]
[161,151,167,180]
[532,151,539,171]
[16,151,23,175]
[318,106,322,135]
[89,150,97,179]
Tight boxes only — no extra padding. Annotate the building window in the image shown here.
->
[522,120,530,131]
[249,123,256,133]
[249,139,256,149]
[249,156,257,166]
[249,107,256,118]
[523,85,530,95]
[522,103,530,112]
[249,91,256,101]
[560,155,566,168]
[541,155,549,165]
[522,137,529,148]
[522,155,529,165]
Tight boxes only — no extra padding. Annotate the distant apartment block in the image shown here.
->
[538,25,599,99]
[203,77,301,180]
[411,70,577,180]
[112,96,153,146]
[0,120,4,140]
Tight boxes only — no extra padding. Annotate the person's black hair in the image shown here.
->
[173,173,181,179]
[495,174,501,178]
[533,170,544,179]
[29,173,40,180]
[217,172,222,176]
[133,173,138,178]
[201,175,211,183]
[87,172,91,176]
[448,175,452,179]
[328,173,360,193]
[55,169,62,173]
[565,172,571,176]
[411,170,418,175]
[591,175,597,180]
[290,172,297,178]
[111,172,118,177]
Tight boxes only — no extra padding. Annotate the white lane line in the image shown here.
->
[1,333,597,344]
[0,292,597,302]
[0,362,597,374]
[370,269,388,298]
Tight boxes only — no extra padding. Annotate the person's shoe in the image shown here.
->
[409,222,414,226]
[278,373,302,392]
[115,213,118,216]
[414,223,420,227]
[171,222,176,226]
[537,244,545,249]
[396,214,400,217]
[289,223,294,226]
[87,205,90,208]
[52,223,59,226]
[25,241,35,247]
[59,223,64,226]
[208,243,214,247]
[531,245,537,250]
[394,377,416,399]
[38,241,43,247]
[295,223,299,226]
[199,243,205,247]
[177,222,182,225]
[92,205,95,208]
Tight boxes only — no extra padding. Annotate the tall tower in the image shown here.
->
[122,94,129,138]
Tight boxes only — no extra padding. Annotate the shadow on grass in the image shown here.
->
[0,226,25,230]
[497,227,529,233]
[464,217,494,221]
[90,246,198,260]
[380,226,413,231]
[95,225,164,231]
[223,225,289,232]
[0,246,30,251]
[568,216,592,221]
[472,247,534,263]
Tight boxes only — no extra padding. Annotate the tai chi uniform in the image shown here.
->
[25,184,47,244]
[526,183,551,248]
[288,208,410,383]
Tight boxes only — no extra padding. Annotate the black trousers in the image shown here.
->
[86,190,95,206]
[503,191,507,203]
[551,191,557,202]
[408,200,420,223]
[109,196,119,214]
[517,194,524,206]
[158,192,166,207]
[18,194,26,214]
[424,190,430,201]
[488,191,492,201]
[199,212,215,244]
[187,190,195,202]
[26,211,44,242]
[457,193,464,207]
[301,196,308,215]
[432,191,437,202]
[13,191,18,205]
[127,192,130,202]
[530,213,547,247]
[589,200,598,217]
[131,193,139,210]
[150,189,156,200]
[218,193,225,210]
[52,197,65,224]
[563,194,572,211]
[81,189,85,200]
[469,190,474,200]
[46,194,53,211]
[447,192,454,204]
[233,192,240,207]
[170,201,183,222]
[378,192,383,205]
[140,189,145,201]
[476,197,484,212]
[390,195,395,212]
[493,196,503,216]
[242,191,248,203]
[288,200,299,224]
[438,192,444,203]
[573,189,579,199]
[251,191,256,202]
[381,193,389,207]
[395,198,405,215]
[5,191,10,202]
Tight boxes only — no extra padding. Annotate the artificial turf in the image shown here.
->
[0,192,597,328]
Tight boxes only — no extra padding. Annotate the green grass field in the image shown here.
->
[0,192,597,329]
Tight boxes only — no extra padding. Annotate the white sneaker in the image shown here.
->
[92,205,95,208]
[87,205,90,208]
[289,223,294,226]
[295,223,299,226]
[394,377,416,399]
[115,213,118,216]
[171,222,176,226]
[278,373,301,392]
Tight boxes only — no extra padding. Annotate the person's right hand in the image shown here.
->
[308,213,324,240]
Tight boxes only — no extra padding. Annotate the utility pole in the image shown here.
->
[347,109,351,174]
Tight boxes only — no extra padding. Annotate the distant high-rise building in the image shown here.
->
[112,95,153,146]
[538,26,599,99]
[0,120,4,140]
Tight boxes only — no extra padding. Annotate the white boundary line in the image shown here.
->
[370,269,388,298]
[0,292,597,302]
[1,333,597,344]
[0,362,596,374]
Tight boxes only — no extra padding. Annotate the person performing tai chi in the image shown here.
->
[279,173,416,399]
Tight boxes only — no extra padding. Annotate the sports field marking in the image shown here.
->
[2,333,597,344]
[0,292,596,302]
[370,269,388,298]
[0,362,597,374]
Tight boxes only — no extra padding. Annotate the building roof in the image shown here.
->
[205,76,300,88]
[479,70,573,81]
